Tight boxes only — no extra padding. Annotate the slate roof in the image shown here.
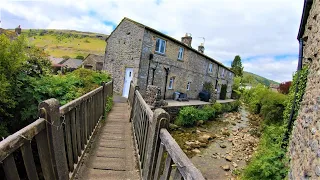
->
[62,58,83,69]
[107,17,233,72]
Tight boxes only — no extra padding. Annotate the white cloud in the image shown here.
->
[243,56,298,82]
[0,0,304,82]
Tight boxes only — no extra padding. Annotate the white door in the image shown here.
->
[122,68,133,98]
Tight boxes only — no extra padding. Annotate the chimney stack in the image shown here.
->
[198,43,205,53]
[15,25,21,35]
[181,33,192,47]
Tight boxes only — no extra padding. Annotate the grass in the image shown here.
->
[8,29,107,58]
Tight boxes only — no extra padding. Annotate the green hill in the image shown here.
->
[243,71,279,87]
[8,29,108,58]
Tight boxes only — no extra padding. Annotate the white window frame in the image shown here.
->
[208,63,213,73]
[187,82,191,90]
[155,38,166,54]
[178,47,184,60]
[168,77,174,89]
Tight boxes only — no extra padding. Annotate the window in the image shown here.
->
[229,72,232,79]
[168,77,174,89]
[208,63,213,73]
[155,38,166,54]
[178,47,184,60]
[187,82,191,90]
[222,69,225,77]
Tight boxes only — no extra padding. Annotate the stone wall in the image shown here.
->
[138,29,234,100]
[289,0,320,179]
[103,19,144,94]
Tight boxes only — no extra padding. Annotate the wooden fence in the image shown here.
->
[0,81,113,180]
[128,82,205,180]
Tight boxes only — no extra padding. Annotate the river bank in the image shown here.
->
[170,106,262,179]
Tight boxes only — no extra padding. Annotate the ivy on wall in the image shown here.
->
[283,66,309,132]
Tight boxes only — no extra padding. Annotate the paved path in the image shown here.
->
[76,96,140,180]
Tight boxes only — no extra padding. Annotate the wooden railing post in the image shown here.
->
[129,85,139,122]
[101,82,106,116]
[143,108,170,180]
[39,98,69,180]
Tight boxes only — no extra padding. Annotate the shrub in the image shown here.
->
[212,103,222,114]
[75,55,85,60]
[242,125,288,180]
[105,96,113,113]
[175,107,200,127]
[175,101,239,127]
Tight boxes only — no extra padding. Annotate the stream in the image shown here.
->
[170,106,261,180]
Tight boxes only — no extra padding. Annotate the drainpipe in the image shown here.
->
[282,38,303,148]
[164,67,170,100]
[151,68,156,85]
[146,54,153,90]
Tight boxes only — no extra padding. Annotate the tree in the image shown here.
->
[278,81,292,94]
[231,55,244,77]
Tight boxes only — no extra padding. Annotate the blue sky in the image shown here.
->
[0,0,304,82]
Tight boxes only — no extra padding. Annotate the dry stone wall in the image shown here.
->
[289,0,320,179]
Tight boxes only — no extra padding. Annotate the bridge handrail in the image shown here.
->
[0,80,113,180]
[128,82,205,180]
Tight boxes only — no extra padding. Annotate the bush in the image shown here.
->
[105,96,113,113]
[175,107,200,127]
[175,101,240,127]
[75,55,85,60]
[242,125,288,180]
[212,103,222,114]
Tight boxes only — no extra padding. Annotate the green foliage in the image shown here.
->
[241,73,306,179]
[283,66,308,126]
[232,76,241,91]
[176,107,200,127]
[175,101,240,127]
[231,55,244,77]
[0,35,111,136]
[242,84,287,124]
[105,96,113,113]
[62,55,70,60]
[242,125,288,180]
[243,71,279,87]
[75,55,85,60]
[203,82,213,93]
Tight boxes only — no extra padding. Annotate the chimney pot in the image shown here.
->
[198,44,205,53]
[181,33,192,47]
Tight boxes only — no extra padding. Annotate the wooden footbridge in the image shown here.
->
[0,81,205,180]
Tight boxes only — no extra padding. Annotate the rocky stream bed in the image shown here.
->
[170,107,263,180]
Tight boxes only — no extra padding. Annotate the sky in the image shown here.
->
[0,0,304,82]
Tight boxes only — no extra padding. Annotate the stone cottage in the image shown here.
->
[103,17,234,99]
[289,0,320,179]
[82,54,104,71]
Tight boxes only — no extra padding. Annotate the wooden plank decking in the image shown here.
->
[75,97,140,180]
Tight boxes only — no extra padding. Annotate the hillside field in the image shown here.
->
[18,29,107,58]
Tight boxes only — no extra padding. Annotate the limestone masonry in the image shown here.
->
[289,0,320,179]
[103,17,234,100]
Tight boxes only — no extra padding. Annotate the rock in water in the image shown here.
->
[220,144,227,148]
[221,165,230,171]
[198,134,212,143]
[225,155,233,162]
[192,148,201,154]
[169,123,179,130]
